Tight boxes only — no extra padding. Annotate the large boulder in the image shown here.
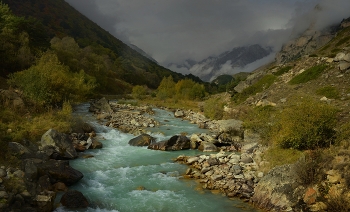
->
[169,135,190,150]
[8,142,35,159]
[41,129,77,160]
[82,123,94,133]
[251,164,305,211]
[128,134,155,146]
[216,119,243,134]
[60,190,89,209]
[36,160,83,186]
[198,142,218,152]
[148,135,190,151]
[89,97,112,114]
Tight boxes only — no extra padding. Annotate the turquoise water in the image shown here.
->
[54,104,259,212]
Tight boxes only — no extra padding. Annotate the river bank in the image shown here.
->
[0,99,262,211]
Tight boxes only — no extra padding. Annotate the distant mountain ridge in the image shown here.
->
[168,44,272,82]
[128,44,158,64]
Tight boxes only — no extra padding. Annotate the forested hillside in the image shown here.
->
[0,0,191,94]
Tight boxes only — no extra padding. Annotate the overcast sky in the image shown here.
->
[65,0,350,67]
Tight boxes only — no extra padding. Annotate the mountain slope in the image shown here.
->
[1,0,187,91]
[169,44,272,82]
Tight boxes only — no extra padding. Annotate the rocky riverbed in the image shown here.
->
[2,98,347,211]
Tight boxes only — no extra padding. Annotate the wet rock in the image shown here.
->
[53,182,68,192]
[198,142,218,152]
[60,190,89,209]
[129,134,156,146]
[89,97,112,114]
[174,109,184,118]
[91,139,103,149]
[82,123,94,133]
[148,135,190,151]
[37,160,83,186]
[36,191,56,212]
[41,129,77,160]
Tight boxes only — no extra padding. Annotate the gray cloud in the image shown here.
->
[65,0,349,68]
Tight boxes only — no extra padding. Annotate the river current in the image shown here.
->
[54,103,259,212]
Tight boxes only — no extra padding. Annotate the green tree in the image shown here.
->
[203,97,224,120]
[156,76,175,100]
[8,51,96,106]
[0,2,34,74]
[132,85,148,99]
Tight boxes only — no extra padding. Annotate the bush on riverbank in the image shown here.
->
[272,96,338,150]
[0,101,74,164]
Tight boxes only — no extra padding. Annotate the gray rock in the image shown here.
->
[8,142,34,159]
[334,52,345,61]
[0,168,6,178]
[241,142,259,153]
[89,97,112,114]
[240,154,253,163]
[211,174,223,181]
[251,164,304,211]
[344,53,350,62]
[201,167,211,174]
[207,157,220,166]
[37,160,83,186]
[174,110,184,118]
[339,61,350,71]
[129,134,155,146]
[198,142,218,152]
[41,129,77,160]
[13,170,24,178]
[60,190,89,209]
[36,191,56,212]
[216,119,243,133]
[148,135,190,151]
[187,157,200,164]
[0,191,8,199]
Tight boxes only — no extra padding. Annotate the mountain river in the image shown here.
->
[54,103,260,212]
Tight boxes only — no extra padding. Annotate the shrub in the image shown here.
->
[261,147,303,173]
[326,190,350,212]
[274,66,293,76]
[289,64,328,85]
[293,150,322,185]
[242,105,276,144]
[316,86,340,99]
[203,97,224,120]
[132,85,148,99]
[273,97,338,150]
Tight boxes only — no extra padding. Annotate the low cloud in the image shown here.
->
[65,0,350,69]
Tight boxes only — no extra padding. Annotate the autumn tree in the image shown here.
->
[156,76,176,100]
[8,51,96,106]
[132,85,148,99]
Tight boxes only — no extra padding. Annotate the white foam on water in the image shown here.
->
[58,104,259,212]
